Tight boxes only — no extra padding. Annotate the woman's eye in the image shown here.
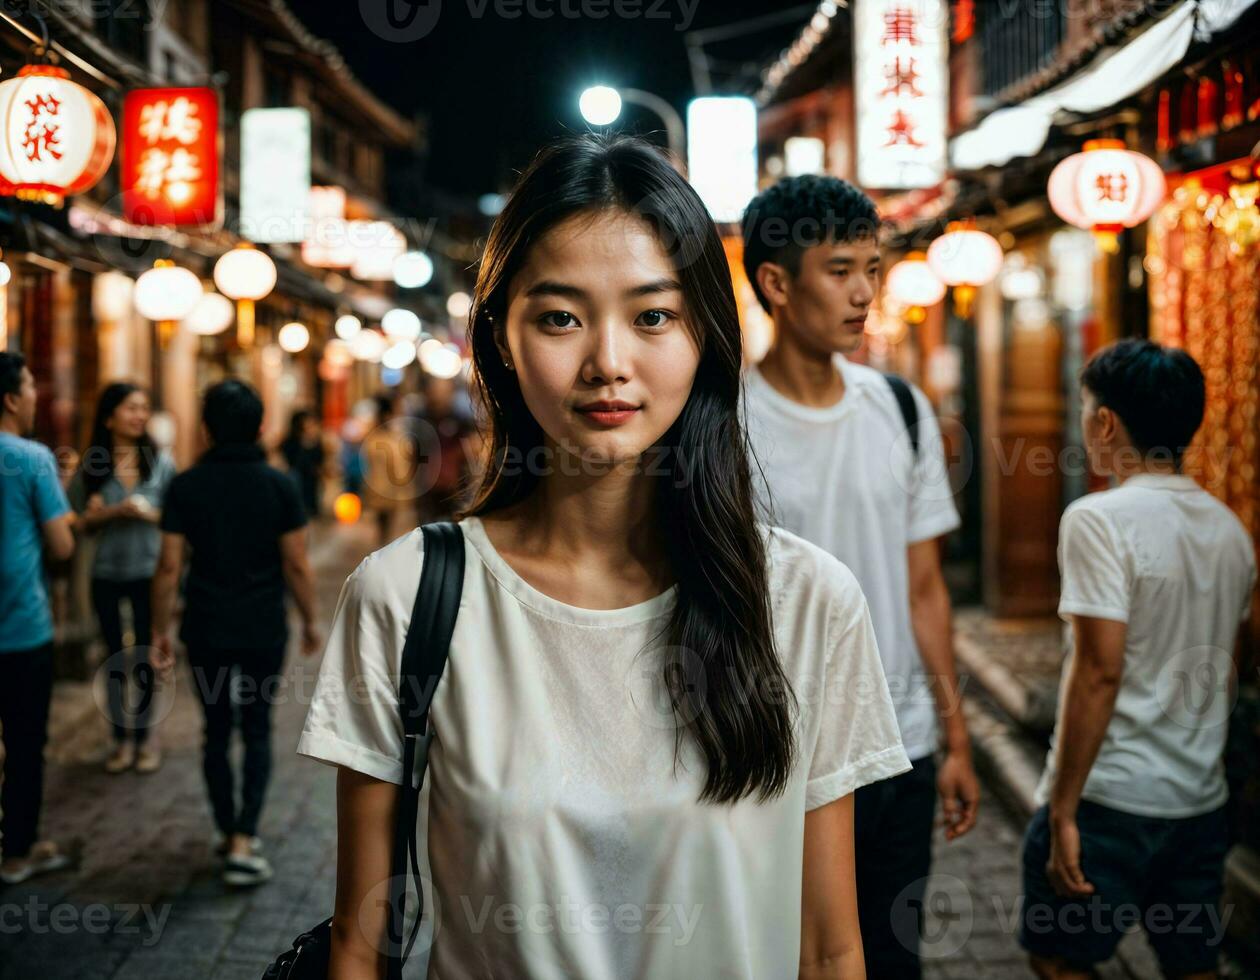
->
[539,311,576,329]
[636,309,675,330]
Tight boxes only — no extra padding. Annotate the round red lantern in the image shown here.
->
[1048,139,1165,253]
[0,65,116,206]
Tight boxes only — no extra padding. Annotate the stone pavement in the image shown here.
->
[0,520,377,980]
[0,523,1149,979]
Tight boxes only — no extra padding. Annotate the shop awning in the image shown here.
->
[950,0,1259,172]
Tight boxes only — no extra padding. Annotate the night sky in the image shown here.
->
[295,0,813,202]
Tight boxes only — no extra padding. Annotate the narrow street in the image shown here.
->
[0,520,1073,980]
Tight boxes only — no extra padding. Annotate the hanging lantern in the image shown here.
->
[926,222,1003,318]
[0,64,116,206]
[349,328,387,362]
[334,313,362,340]
[1048,139,1166,253]
[277,321,310,353]
[885,252,946,325]
[214,243,276,348]
[134,260,202,348]
[183,290,234,336]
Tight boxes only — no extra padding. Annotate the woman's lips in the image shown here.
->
[575,404,640,427]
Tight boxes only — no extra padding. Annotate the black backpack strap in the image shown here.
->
[884,373,920,458]
[385,521,465,980]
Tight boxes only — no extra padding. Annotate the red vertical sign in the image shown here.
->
[121,87,221,227]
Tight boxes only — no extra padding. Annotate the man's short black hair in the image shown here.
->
[741,175,881,313]
[1080,339,1205,466]
[203,379,263,446]
[0,351,26,419]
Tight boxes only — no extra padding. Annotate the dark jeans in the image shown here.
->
[853,753,938,980]
[91,577,154,744]
[187,644,286,838]
[0,644,54,859]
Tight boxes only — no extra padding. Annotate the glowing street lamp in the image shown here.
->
[214,243,276,348]
[578,85,684,161]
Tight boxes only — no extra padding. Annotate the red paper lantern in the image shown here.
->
[121,87,220,227]
[0,65,115,205]
[1048,139,1166,252]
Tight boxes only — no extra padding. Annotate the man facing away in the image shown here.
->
[1020,340,1255,980]
[152,379,320,887]
[740,176,979,979]
[0,352,75,884]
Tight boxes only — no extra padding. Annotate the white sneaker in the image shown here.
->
[213,834,263,857]
[223,853,273,887]
[0,842,71,885]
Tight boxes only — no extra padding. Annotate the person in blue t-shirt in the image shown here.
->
[0,352,76,885]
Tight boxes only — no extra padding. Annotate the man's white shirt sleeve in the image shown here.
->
[1057,504,1130,624]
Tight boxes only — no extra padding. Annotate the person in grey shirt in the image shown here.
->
[69,383,174,774]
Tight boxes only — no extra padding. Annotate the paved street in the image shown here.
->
[4,520,1063,979]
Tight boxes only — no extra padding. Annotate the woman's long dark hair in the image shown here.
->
[81,382,156,495]
[457,134,796,805]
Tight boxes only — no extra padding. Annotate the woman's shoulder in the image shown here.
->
[760,522,866,627]
[343,525,429,616]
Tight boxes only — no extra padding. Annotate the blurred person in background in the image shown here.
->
[0,352,75,885]
[414,373,478,523]
[741,175,978,980]
[1020,340,1255,980]
[281,408,326,519]
[69,382,175,774]
[151,379,320,887]
[360,392,415,545]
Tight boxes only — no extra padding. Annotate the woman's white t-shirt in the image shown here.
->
[297,516,910,979]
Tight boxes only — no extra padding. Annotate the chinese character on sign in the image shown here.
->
[138,96,203,145]
[1095,172,1129,203]
[884,109,924,148]
[881,57,923,98]
[122,87,220,227]
[22,92,63,162]
[881,7,920,45]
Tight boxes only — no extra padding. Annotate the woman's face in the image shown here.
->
[500,209,701,469]
[107,390,150,442]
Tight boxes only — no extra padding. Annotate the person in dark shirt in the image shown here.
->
[152,379,319,887]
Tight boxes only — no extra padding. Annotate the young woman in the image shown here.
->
[70,383,174,774]
[298,135,911,979]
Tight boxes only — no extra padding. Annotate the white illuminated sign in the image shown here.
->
[686,97,757,223]
[854,0,948,190]
[241,107,310,243]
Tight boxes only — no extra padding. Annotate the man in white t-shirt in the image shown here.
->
[740,176,979,979]
[1019,339,1256,980]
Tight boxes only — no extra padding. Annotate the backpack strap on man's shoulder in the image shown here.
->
[883,373,920,458]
